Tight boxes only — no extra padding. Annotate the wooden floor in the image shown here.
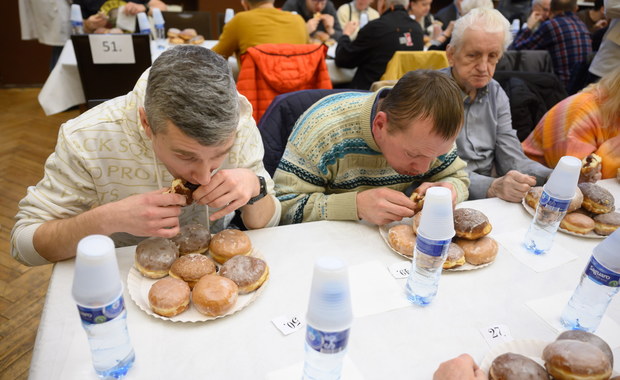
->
[0,89,79,379]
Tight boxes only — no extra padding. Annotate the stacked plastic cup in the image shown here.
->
[406,187,455,306]
[303,257,353,380]
[70,4,84,35]
[137,12,151,36]
[224,8,235,24]
[152,8,166,48]
[524,155,581,254]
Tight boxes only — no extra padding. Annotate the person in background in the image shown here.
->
[335,0,424,89]
[11,46,280,267]
[282,0,343,40]
[74,0,168,33]
[442,8,552,202]
[409,0,439,42]
[433,354,486,380]
[428,0,492,49]
[577,0,609,33]
[523,66,620,180]
[524,0,551,31]
[274,70,470,225]
[336,0,380,40]
[588,0,619,82]
[212,0,308,59]
[435,0,464,28]
[512,0,592,87]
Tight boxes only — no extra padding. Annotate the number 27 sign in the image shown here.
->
[88,34,136,64]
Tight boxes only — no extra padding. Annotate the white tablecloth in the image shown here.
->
[29,179,620,379]
[38,40,356,116]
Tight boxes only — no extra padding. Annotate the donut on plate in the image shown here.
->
[578,183,615,214]
[148,277,190,317]
[489,352,548,380]
[135,237,179,279]
[171,223,211,255]
[560,212,595,235]
[442,242,465,269]
[454,236,498,265]
[220,255,269,294]
[209,229,252,264]
[388,224,415,257]
[556,330,614,367]
[192,274,238,317]
[453,208,492,240]
[168,253,217,289]
[542,339,612,380]
[593,211,620,236]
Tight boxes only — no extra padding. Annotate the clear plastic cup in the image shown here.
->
[224,8,235,24]
[70,4,83,23]
[72,235,122,307]
[152,8,164,27]
[544,155,581,200]
[417,187,455,241]
[137,12,151,33]
[306,257,353,331]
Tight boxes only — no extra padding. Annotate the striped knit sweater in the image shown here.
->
[522,91,620,179]
[274,91,470,224]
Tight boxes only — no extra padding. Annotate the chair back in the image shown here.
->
[380,51,449,81]
[496,50,554,73]
[71,34,151,108]
[161,11,212,40]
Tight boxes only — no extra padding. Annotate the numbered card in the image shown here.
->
[387,261,411,279]
[88,34,136,64]
[272,314,305,336]
[480,323,514,347]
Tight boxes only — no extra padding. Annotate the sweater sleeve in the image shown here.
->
[211,17,239,59]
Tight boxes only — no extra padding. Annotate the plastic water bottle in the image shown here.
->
[152,8,166,49]
[137,12,152,37]
[70,4,84,35]
[524,156,581,255]
[406,187,455,306]
[303,257,353,380]
[72,235,135,379]
[359,12,369,28]
[560,229,620,332]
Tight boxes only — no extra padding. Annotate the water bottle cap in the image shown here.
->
[137,12,151,32]
[544,155,581,199]
[306,257,353,330]
[70,4,83,22]
[594,229,620,272]
[152,8,165,27]
[417,187,455,240]
[72,235,122,306]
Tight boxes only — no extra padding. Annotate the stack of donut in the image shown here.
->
[134,227,269,318]
[489,330,615,380]
[525,183,619,236]
[167,28,205,45]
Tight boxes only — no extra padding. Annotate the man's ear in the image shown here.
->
[372,111,388,136]
[446,45,455,66]
[139,107,152,138]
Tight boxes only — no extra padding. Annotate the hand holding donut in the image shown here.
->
[415,181,457,207]
[356,187,416,225]
[487,170,536,203]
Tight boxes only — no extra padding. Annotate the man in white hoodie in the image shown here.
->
[11,45,280,266]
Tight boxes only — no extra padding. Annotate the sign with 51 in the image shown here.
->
[88,34,136,64]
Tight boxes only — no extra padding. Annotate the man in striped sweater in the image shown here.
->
[274,70,470,225]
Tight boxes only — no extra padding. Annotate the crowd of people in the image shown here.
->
[13,0,620,374]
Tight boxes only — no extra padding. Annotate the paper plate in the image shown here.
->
[378,219,493,272]
[480,339,548,373]
[127,250,267,323]
[521,199,605,239]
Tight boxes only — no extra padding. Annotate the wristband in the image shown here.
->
[247,176,267,205]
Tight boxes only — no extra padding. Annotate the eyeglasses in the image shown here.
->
[311,0,327,3]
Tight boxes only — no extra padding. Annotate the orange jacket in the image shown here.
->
[237,44,332,123]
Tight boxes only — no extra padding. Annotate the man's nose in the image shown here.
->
[190,163,212,185]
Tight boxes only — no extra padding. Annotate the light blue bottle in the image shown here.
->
[152,8,166,49]
[561,229,620,332]
[524,156,581,255]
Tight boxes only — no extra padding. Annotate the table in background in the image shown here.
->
[38,40,356,116]
[29,180,620,379]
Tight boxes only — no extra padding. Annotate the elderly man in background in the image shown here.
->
[335,0,424,89]
[512,0,592,87]
[336,0,380,40]
[274,70,470,225]
[11,46,280,266]
[282,0,343,40]
[212,0,308,59]
[525,0,551,30]
[441,8,552,202]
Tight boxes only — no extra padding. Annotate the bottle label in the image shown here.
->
[585,256,620,287]
[305,325,350,354]
[77,295,125,324]
[415,235,451,257]
[539,190,570,212]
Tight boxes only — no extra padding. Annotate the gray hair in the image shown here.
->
[144,45,239,146]
[460,0,494,15]
[450,8,512,52]
[386,0,409,8]
[531,0,544,7]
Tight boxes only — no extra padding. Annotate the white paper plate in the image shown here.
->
[521,199,605,239]
[127,251,267,323]
[480,339,548,373]
[378,219,493,272]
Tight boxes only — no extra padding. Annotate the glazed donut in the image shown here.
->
[388,224,416,257]
[189,35,205,45]
[454,236,498,265]
[168,253,217,289]
[179,28,197,40]
[557,330,614,367]
[165,178,198,205]
[560,212,595,235]
[412,212,422,235]
[167,27,180,38]
[578,182,615,214]
[542,339,612,380]
[148,277,190,317]
[209,229,252,264]
[171,223,211,255]
[442,242,465,269]
[192,274,238,317]
[168,36,185,45]
[489,353,548,380]
[568,187,584,213]
[593,212,620,236]
[525,186,543,209]
[220,255,269,294]
[135,237,179,279]
[453,208,492,240]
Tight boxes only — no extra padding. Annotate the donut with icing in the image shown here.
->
[525,186,543,209]
[192,274,238,317]
[171,223,211,255]
[165,178,198,205]
[454,236,498,265]
[560,212,595,235]
[442,242,465,269]
[578,182,615,214]
[135,237,179,279]
[593,211,620,236]
[542,339,612,380]
[209,229,252,264]
[168,253,217,289]
[557,330,614,367]
[410,191,425,214]
[489,353,548,380]
[220,255,269,293]
[412,212,422,235]
[453,208,492,240]
[148,277,190,317]
[167,27,180,38]
[388,224,416,257]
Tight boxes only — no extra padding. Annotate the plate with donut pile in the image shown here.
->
[128,229,269,323]
[378,207,499,271]
[522,183,619,239]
